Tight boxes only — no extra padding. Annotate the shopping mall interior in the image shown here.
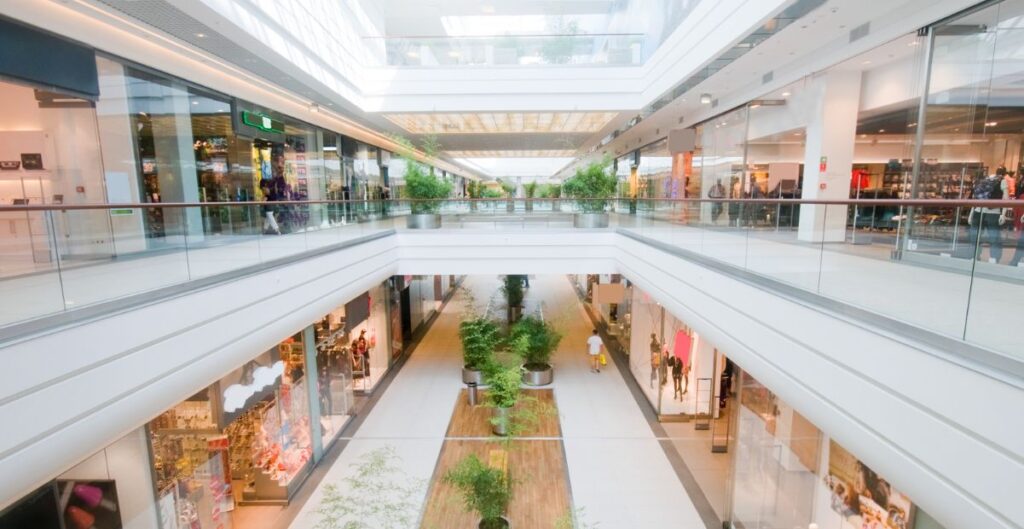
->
[0,1,1022,528]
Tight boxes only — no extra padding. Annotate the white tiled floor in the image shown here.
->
[286,274,706,529]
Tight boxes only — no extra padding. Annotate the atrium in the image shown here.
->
[0,1,1021,529]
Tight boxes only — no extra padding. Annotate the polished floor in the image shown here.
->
[283,274,706,529]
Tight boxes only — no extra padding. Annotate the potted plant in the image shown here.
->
[443,454,511,529]
[549,183,562,212]
[467,180,481,211]
[459,317,500,385]
[523,181,538,212]
[499,180,516,212]
[404,162,452,228]
[485,364,522,436]
[501,275,525,324]
[510,315,562,386]
[561,157,616,228]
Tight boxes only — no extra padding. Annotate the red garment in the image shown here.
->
[851,170,871,191]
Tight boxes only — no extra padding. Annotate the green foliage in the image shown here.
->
[501,275,525,309]
[314,446,425,529]
[556,507,600,529]
[420,134,442,160]
[498,179,516,196]
[523,181,539,198]
[561,157,616,212]
[459,317,501,371]
[485,364,522,409]
[404,161,452,214]
[549,184,562,199]
[466,180,481,199]
[510,315,562,369]
[442,454,510,526]
[481,187,504,199]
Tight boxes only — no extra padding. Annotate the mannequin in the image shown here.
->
[649,333,660,389]
[966,169,1009,262]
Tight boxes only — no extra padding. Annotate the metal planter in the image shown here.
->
[574,212,609,228]
[521,365,553,386]
[491,406,512,436]
[462,367,485,385]
[407,213,441,229]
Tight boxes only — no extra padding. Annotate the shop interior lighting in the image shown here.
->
[986,121,998,127]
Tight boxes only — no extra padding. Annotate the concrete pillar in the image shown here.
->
[303,325,324,461]
[798,70,862,242]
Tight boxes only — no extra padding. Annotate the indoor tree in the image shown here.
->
[561,157,616,214]
[459,316,501,383]
[510,314,562,377]
[443,454,511,529]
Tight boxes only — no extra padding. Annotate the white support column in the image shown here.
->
[798,70,862,242]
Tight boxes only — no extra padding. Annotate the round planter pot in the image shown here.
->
[491,406,512,436]
[462,367,485,385]
[479,517,510,529]
[574,212,609,228]
[407,213,441,229]
[522,364,553,386]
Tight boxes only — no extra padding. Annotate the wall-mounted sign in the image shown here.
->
[21,153,43,170]
[240,111,284,134]
[0,161,20,170]
[819,156,827,172]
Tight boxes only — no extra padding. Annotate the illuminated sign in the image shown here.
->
[222,360,284,412]
[241,111,284,134]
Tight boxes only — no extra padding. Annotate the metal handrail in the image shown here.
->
[0,197,1018,212]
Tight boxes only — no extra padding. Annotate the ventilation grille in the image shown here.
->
[849,22,871,43]
[762,71,774,84]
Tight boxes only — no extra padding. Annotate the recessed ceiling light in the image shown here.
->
[406,51,419,58]
[862,60,872,65]
[448,51,461,58]
[700,93,712,104]
[879,129,886,133]
[909,41,919,46]
[195,33,206,38]
[192,101,199,105]
[781,91,791,97]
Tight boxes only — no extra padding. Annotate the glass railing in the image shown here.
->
[615,197,1023,361]
[2,197,1021,362]
[0,200,393,328]
[366,34,646,67]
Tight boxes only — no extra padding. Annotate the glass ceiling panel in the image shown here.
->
[365,0,705,67]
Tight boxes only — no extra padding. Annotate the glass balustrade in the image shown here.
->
[1,198,1018,362]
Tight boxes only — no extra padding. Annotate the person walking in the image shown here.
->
[587,329,604,373]
[708,178,726,223]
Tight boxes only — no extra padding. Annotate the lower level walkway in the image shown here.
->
[285,274,706,528]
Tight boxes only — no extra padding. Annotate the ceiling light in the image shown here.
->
[699,93,712,104]
[909,41,919,46]
[448,51,461,58]
[192,101,199,105]
[862,60,872,65]
[195,32,206,38]
[986,121,998,127]
[309,103,320,113]
[879,129,886,133]
[406,51,419,58]
[781,91,791,97]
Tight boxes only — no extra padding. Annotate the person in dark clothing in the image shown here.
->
[669,355,684,400]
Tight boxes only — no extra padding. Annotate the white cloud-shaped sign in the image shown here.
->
[222,361,285,412]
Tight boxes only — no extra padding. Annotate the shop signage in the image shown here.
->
[222,360,284,412]
[241,111,284,134]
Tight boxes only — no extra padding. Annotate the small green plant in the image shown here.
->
[523,181,538,198]
[405,162,452,214]
[481,187,504,199]
[549,184,562,199]
[314,446,424,529]
[486,364,522,409]
[556,507,600,529]
[510,315,563,370]
[562,157,616,213]
[459,317,501,371]
[498,179,516,197]
[501,275,525,311]
[443,454,511,529]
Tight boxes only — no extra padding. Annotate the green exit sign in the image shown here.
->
[241,111,284,134]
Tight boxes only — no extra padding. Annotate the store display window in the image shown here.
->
[147,334,313,528]
[312,309,356,447]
